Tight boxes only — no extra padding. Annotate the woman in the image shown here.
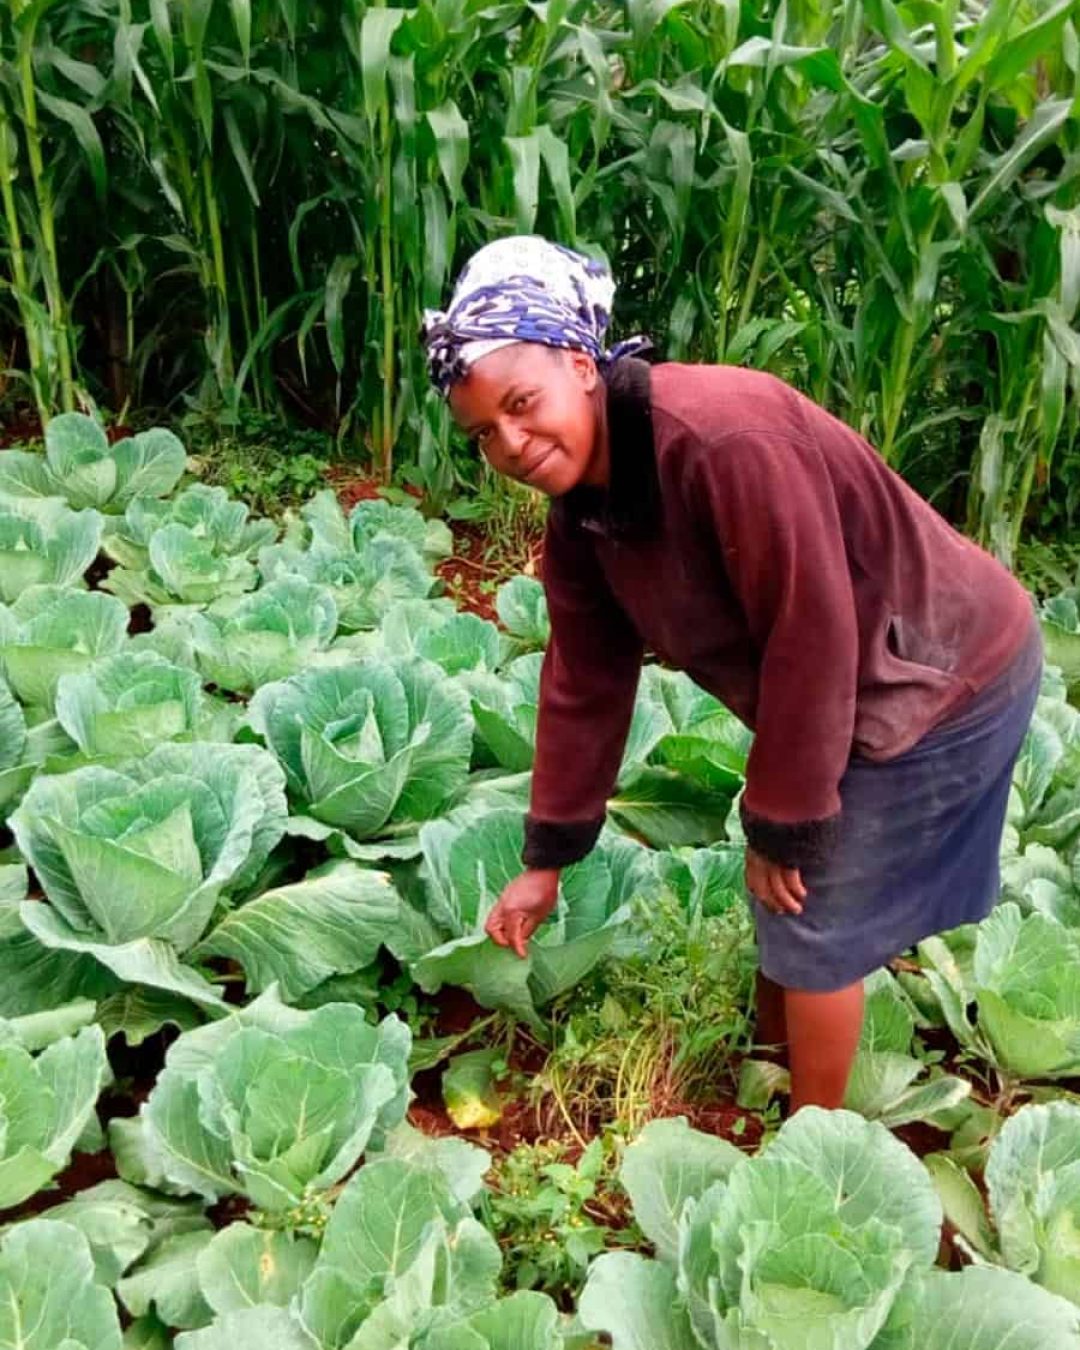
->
[422,236,1042,1112]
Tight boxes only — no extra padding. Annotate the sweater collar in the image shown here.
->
[555,356,661,542]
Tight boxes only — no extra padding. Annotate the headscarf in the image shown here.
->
[421,235,649,395]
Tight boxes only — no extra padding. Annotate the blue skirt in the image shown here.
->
[754,623,1043,991]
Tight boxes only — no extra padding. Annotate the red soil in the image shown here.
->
[327,467,545,624]
[0,414,133,450]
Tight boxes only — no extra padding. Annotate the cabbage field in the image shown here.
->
[0,410,1079,1349]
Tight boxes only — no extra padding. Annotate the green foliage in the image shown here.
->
[466,661,751,845]
[2,1,1077,548]
[581,1109,1080,1350]
[843,969,972,1130]
[403,810,650,1026]
[191,861,407,1005]
[931,1101,1080,1308]
[162,1143,564,1349]
[183,408,334,519]
[118,989,412,1212]
[483,1135,637,1304]
[0,1021,107,1211]
[0,417,185,512]
[0,390,1076,1350]
[535,875,755,1133]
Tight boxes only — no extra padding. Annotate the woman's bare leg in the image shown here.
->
[754,970,789,1059]
[784,981,865,1111]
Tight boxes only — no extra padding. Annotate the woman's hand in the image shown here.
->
[485,868,561,958]
[745,848,806,916]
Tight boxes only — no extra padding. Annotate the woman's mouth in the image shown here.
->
[520,448,555,484]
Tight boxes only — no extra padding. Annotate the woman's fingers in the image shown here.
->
[746,852,806,916]
[507,914,529,959]
[764,871,797,915]
[772,868,804,915]
[485,910,508,947]
[747,856,781,914]
[486,910,527,956]
[485,886,552,958]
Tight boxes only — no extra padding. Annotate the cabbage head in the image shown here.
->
[984,1102,1080,1306]
[55,649,234,757]
[259,534,435,633]
[0,584,130,710]
[249,660,472,839]
[402,808,651,1024]
[582,1109,940,1350]
[374,600,503,676]
[121,988,411,1211]
[11,743,287,1005]
[166,1141,543,1349]
[0,413,185,511]
[300,488,451,563]
[920,904,1080,1080]
[186,576,339,693]
[105,523,260,608]
[0,495,103,602]
[103,483,276,572]
[258,491,443,634]
[583,1109,1080,1350]
[101,482,279,608]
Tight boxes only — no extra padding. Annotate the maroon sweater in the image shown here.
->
[522,359,1033,871]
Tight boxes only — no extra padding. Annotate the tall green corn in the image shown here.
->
[0,0,1076,553]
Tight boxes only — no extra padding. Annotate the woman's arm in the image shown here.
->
[524,507,645,867]
[485,509,644,957]
[688,426,859,870]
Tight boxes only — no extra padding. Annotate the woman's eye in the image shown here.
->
[511,394,530,413]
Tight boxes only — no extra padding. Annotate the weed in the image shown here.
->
[180,406,335,518]
[481,1132,640,1307]
[375,967,441,1036]
[533,891,756,1142]
[1018,538,1080,602]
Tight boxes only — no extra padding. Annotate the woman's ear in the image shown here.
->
[566,347,599,392]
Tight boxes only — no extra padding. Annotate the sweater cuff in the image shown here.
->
[522,815,604,870]
[740,804,841,869]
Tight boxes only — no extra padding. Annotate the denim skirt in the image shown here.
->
[754,622,1043,991]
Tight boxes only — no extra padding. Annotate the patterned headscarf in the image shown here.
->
[421,235,649,395]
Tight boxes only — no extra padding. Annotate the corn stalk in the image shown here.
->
[0,0,1075,545]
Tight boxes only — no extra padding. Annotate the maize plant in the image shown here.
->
[0,0,1076,550]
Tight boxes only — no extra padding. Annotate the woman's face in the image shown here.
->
[448,343,604,497]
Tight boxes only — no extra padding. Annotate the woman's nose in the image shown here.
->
[499,421,529,458]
